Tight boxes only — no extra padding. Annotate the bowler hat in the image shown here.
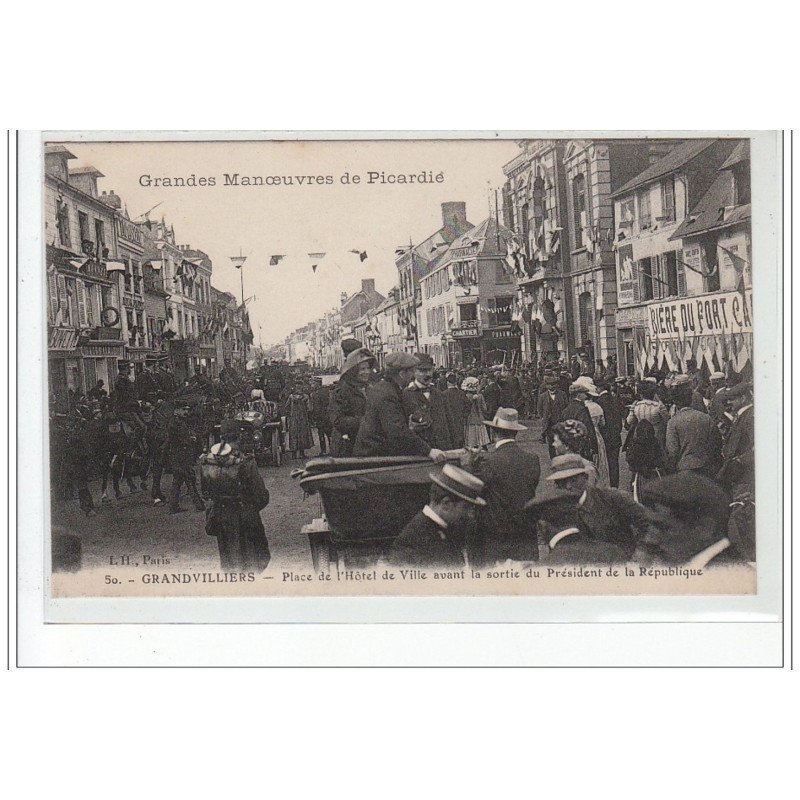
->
[484,407,527,432]
[414,352,435,368]
[429,463,486,506]
[638,473,728,520]
[546,453,590,482]
[385,352,419,370]
[341,338,363,357]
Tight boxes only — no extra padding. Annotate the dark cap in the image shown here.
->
[638,473,728,519]
[341,338,363,357]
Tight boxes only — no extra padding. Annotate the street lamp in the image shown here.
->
[230,248,247,306]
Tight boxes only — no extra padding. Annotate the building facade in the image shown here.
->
[44,146,126,411]
[611,138,748,377]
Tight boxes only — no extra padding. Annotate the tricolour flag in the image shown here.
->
[349,249,368,262]
[269,255,285,266]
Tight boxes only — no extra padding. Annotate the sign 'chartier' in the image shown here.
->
[647,289,753,341]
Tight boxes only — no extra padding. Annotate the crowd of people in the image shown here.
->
[50,336,755,577]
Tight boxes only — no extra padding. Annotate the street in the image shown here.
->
[51,418,632,574]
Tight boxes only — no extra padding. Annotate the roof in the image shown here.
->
[611,139,717,198]
[436,216,515,267]
[719,139,750,170]
[397,212,474,282]
[669,172,751,240]
[44,144,76,159]
[69,165,105,178]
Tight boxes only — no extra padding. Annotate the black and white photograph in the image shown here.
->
[32,133,778,605]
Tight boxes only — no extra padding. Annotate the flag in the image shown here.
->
[69,258,92,271]
[549,229,561,254]
[105,260,126,272]
[719,245,749,294]
[308,252,326,260]
[349,249,368,261]
[312,264,318,273]
[269,255,285,266]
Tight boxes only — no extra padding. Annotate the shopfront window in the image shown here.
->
[459,303,477,323]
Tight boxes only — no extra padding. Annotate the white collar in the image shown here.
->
[422,504,447,530]
[686,538,731,570]
[494,438,515,448]
[549,527,580,549]
[736,403,753,418]
[578,490,588,507]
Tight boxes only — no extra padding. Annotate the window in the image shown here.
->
[494,295,513,326]
[460,303,477,323]
[638,190,651,229]
[124,259,133,293]
[703,241,720,292]
[78,211,91,253]
[662,251,679,297]
[660,177,676,222]
[619,197,634,226]
[639,257,654,300]
[56,199,71,247]
[521,202,530,257]
[95,219,105,256]
[572,174,586,248]
[578,291,593,345]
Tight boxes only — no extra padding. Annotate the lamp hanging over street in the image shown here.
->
[230,248,248,305]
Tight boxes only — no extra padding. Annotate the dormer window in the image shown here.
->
[733,162,751,205]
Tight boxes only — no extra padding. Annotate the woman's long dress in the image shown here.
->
[464,393,491,448]
[285,393,313,453]
[585,399,610,487]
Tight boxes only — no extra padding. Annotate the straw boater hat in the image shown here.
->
[546,453,590,482]
[569,376,599,396]
[429,463,486,506]
[484,407,527,432]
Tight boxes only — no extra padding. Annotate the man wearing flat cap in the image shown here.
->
[468,408,540,565]
[389,464,486,568]
[200,419,271,571]
[403,352,457,451]
[635,472,743,568]
[354,352,447,461]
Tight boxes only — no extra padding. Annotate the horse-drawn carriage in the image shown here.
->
[297,453,464,570]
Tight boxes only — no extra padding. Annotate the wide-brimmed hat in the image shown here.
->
[461,376,479,392]
[385,352,419,371]
[546,453,590,481]
[569,376,599,396]
[340,347,375,376]
[430,463,486,506]
[484,407,527,432]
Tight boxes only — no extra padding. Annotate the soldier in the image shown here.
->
[200,420,271,572]
[166,399,205,514]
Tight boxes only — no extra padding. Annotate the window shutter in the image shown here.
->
[676,252,687,296]
[85,284,94,325]
[49,274,58,322]
[57,275,69,324]
[77,281,88,327]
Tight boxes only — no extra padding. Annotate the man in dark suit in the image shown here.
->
[482,372,502,420]
[469,408,540,565]
[442,373,469,449]
[354,352,447,461]
[329,348,373,457]
[717,383,755,561]
[389,463,486,569]
[665,375,722,477]
[403,353,457,451]
[594,376,624,487]
[537,373,568,458]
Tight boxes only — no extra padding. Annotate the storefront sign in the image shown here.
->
[647,290,753,340]
[453,327,479,338]
[49,327,79,351]
[615,305,648,327]
[81,343,124,357]
[122,295,145,311]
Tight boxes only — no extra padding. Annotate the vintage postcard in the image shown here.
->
[26,131,782,619]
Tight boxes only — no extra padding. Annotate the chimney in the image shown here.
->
[441,201,467,240]
[99,190,122,210]
[361,278,375,295]
[340,292,348,306]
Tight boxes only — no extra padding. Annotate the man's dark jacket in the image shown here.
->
[538,388,568,440]
[718,405,755,492]
[471,442,540,565]
[595,391,624,448]
[403,383,456,450]
[482,380,502,419]
[443,386,469,449]
[389,510,465,569]
[353,378,431,457]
